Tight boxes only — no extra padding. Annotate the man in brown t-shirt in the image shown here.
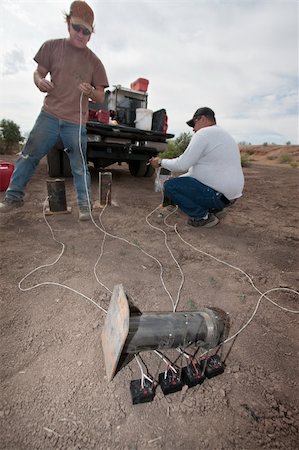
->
[0,1,109,220]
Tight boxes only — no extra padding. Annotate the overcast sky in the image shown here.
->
[0,0,298,144]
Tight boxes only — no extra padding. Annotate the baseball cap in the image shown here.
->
[186,107,216,127]
[69,1,94,33]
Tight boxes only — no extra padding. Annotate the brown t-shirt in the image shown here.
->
[34,38,109,124]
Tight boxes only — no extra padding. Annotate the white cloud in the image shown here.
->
[0,0,298,144]
[1,47,28,75]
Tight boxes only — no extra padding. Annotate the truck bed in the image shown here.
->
[47,119,174,179]
[86,121,174,142]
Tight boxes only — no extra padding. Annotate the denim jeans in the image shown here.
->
[6,111,91,209]
[164,176,228,219]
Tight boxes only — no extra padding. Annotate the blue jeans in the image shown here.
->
[6,111,91,209]
[164,176,228,219]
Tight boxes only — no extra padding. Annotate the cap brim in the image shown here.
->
[71,16,93,33]
[186,119,194,127]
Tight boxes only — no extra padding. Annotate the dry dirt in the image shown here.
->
[0,146,299,450]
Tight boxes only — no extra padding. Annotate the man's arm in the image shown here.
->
[153,133,207,172]
[90,85,105,103]
[34,64,54,92]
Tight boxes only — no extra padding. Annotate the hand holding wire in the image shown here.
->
[79,82,94,97]
[149,157,161,168]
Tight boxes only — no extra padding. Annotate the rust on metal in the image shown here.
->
[101,284,130,381]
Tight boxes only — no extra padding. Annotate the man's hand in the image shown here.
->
[34,66,53,93]
[79,82,94,97]
[150,157,161,169]
[38,78,54,93]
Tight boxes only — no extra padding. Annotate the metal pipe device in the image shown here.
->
[124,310,223,353]
[101,284,225,381]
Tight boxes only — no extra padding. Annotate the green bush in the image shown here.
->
[0,119,24,154]
[240,152,251,167]
[162,132,192,159]
[279,153,293,164]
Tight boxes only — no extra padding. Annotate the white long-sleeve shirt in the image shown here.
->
[161,125,244,200]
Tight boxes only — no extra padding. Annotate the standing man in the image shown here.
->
[150,107,244,228]
[0,1,109,221]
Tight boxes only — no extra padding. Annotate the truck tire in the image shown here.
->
[128,160,148,177]
[144,165,155,177]
[47,147,62,178]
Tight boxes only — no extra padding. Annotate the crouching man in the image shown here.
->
[150,107,244,228]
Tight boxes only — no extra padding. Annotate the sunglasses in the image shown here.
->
[71,22,91,36]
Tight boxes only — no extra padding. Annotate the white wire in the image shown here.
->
[78,95,185,308]
[134,354,153,388]
[173,225,299,315]
[154,350,177,373]
[223,287,299,345]
[18,197,107,314]
[145,205,184,312]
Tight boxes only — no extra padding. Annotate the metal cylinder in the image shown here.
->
[124,309,224,353]
[47,179,67,212]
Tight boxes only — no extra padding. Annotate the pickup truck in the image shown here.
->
[47,83,174,178]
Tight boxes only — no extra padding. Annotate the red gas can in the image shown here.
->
[0,162,15,192]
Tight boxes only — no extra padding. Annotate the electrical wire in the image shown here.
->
[18,197,107,314]
[134,354,153,388]
[173,225,299,314]
[145,206,184,312]
[154,350,177,373]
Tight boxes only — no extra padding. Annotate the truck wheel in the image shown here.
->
[144,165,155,177]
[128,160,148,177]
[47,147,62,178]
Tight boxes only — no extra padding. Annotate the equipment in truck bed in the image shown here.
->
[47,82,174,178]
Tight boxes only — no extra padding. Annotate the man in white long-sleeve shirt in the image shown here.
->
[150,107,244,227]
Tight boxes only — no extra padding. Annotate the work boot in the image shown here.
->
[187,213,219,228]
[0,198,24,213]
[79,208,91,221]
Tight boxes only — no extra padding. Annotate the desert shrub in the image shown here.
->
[267,155,277,160]
[162,132,192,159]
[240,152,251,167]
[289,161,298,168]
[279,153,293,164]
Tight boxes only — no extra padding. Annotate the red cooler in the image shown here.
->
[97,110,110,124]
[0,162,15,192]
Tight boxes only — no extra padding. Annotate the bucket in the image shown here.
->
[135,108,153,130]
[0,162,15,192]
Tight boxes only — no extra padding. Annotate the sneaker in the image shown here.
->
[79,209,91,221]
[0,198,24,213]
[213,209,226,219]
[187,213,219,228]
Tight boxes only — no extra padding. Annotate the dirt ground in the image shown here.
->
[0,146,298,450]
